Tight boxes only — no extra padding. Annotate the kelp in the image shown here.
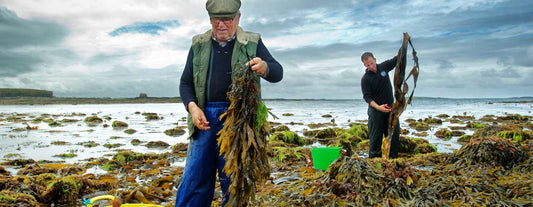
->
[217,57,271,206]
[447,136,527,170]
[256,136,533,206]
[384,33,420,159]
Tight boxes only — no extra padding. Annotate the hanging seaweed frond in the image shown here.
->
[217,56,271,206]
[383,33,420,159]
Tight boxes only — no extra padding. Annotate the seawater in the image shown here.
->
[0,98,531,168]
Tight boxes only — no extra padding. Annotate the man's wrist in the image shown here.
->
[261,62,269,78]
[187,101,198,112]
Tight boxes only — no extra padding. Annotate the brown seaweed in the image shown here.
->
[384,33,420,159]
[217,58,271,206]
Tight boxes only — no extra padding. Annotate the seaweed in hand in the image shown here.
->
[217,56,271,206]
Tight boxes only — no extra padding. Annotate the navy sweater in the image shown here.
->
[179,38,283,109]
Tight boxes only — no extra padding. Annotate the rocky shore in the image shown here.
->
[0,99,532,206]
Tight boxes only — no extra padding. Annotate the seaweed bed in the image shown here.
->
[0,109,532,206]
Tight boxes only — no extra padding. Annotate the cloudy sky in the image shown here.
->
[1,0,532,99]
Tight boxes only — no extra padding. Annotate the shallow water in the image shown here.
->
[264,98,533,153]
[0,103,189,166]
[0,98,531,169]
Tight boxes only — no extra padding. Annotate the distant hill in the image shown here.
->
[0,88,53,97]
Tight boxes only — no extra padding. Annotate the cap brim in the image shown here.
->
[209,13,237,18]
[209,10,239,18]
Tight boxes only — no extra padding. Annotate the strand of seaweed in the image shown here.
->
[384,32,420,159]
[217,57,271,206]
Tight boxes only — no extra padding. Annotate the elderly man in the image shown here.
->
[175,0,283,206]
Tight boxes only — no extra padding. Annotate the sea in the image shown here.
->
[0,97,532,174]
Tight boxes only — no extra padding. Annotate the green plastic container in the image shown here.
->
[311,147,342,171]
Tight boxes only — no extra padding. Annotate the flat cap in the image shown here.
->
[206,0,241,18]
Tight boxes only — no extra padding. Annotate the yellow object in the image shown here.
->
[85,195,163,207]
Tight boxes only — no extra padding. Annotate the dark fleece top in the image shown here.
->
[361,56,397,107]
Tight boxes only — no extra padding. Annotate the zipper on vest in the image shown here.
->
[206,45,215,102]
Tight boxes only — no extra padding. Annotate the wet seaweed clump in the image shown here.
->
[124,128,137,134]
[171,142,188,154]
[146,141,170,148]
[398,136,437,155]
[472,124,532,146]
[407,120,429,131]
[41,175,93,205]
[84,116,103,123]
[434,128,452,139]
[257,157,420,206]
[112,120,128,128]
[0,172,112,206]
[0,190,39,206]
[448,136,527,170]
[217,59,271,206]
[269,130,309,146]
[164,126,186,136]
[142,112,160,120]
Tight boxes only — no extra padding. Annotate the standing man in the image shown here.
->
[360,33,409,159]
[176,0,283,206]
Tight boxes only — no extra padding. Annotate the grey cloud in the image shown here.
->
[242,16,308,38]
[53,65,180,98]
[85,52,134,66]
[0,7,68,48]
[0,7,69,76]
[0,51,42,76]
[484,67,520,78]
[273,42,363,63]
[435,60,454,71]
[1,0,532,99]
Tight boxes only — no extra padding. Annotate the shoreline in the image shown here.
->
[1,96,532,105]
[0,97,182,105]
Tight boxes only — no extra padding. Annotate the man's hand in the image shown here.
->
[248,57,268,77]
[379,104,392,113]
[403,33,410,44]
[371,101,392,113]
[188,102,210,131]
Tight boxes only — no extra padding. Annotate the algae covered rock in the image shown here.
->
[450,137,527,169]
[0,190,39,206]
[434,128,452,139]
[164,126,186,136]
[146,141,170,148]
[399,136,437,155]
[270,147,309,163]
[112,120,128,128]
[473,124,532,145]
[171,142,188,153]
[270,131,309,146]
[41,175,93,205]
[84,116,103,123]
[142,112,160,120]
[272,125,290,132]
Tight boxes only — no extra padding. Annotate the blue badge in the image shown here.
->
[380,71,387,77]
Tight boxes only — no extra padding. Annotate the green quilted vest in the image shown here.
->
[186,26,260,137]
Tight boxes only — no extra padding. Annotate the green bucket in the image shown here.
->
[311,147,342,171]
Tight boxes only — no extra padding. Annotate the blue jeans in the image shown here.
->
[175,102,231,207]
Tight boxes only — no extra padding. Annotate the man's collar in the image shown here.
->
[211,34,236,47]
